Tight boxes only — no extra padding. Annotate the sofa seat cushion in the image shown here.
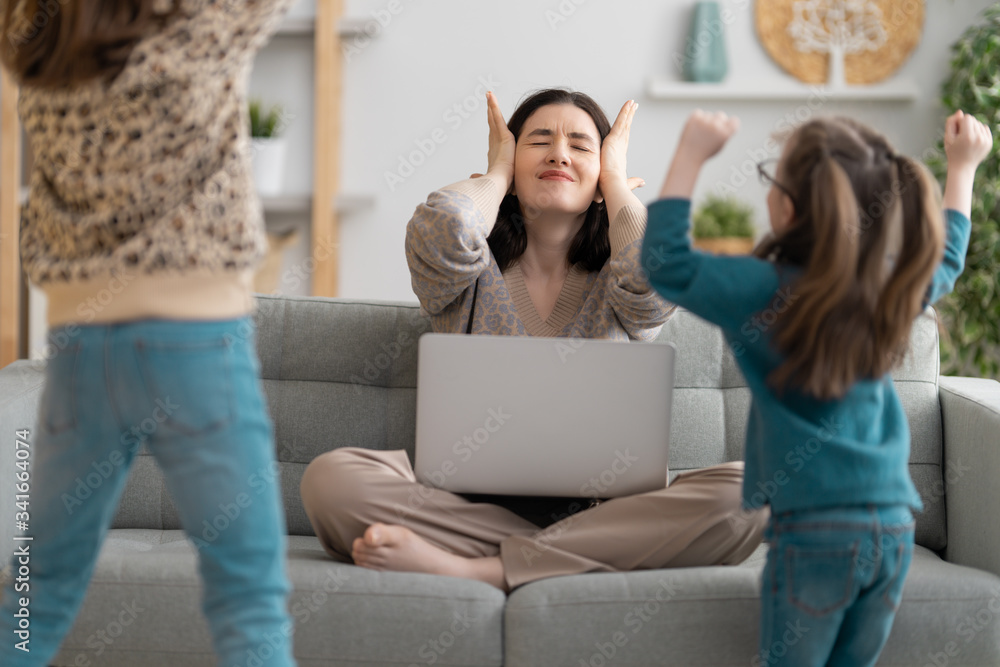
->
[53,530,506,667]
[504,545,1000,667]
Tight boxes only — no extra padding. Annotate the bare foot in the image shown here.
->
[352,523,508,591]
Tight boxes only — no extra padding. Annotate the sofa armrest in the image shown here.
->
[940,375,1000,577]
[0,360,47,564]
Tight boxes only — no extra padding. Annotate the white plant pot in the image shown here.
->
[251,137,288,197]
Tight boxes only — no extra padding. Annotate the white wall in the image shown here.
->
[311,0,995,302]
[23,0,999,357]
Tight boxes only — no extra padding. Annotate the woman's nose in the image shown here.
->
[547,143,570,165]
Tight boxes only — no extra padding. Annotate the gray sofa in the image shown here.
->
[1,294,999,666]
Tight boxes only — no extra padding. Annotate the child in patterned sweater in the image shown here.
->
[0,1,298,665]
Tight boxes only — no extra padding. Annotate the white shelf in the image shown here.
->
[261,193,376,215]
[262,194,311,214]
[335,192,376,213]
[277,17,314,35]
[276,16,376,39]
[646,78,920,102]
[337,18,377,39]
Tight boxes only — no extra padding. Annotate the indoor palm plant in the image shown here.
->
[926,4,1000,377]
[692,194,756,254]
[249,99,288,196]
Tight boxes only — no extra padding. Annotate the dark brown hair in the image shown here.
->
[754,116,945,400]
[487,88,612,273]
[1,0,173,88]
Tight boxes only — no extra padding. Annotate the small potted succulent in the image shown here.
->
[249,99,288,196]
[692,194,756,254]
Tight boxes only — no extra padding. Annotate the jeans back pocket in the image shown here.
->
[787,541,859,617]
[135,336,234,437]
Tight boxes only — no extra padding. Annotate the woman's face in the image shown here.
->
[512,103,602,218]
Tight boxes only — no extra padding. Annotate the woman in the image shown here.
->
[300,89,767,591]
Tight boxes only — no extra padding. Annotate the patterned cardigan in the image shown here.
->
[405,178,675,340]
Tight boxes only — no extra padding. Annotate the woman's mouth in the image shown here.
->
[539,170,574,182]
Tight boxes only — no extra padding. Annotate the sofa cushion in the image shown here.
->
[503,544,1000,667]
[103,298,947,548]
[52,530,505,667]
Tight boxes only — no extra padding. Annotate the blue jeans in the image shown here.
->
[0,318,295,667]
[756,505,915,667]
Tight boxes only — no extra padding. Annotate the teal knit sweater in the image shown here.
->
[642,198,970,514]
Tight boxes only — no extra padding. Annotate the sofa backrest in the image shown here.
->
[108,295,946,550]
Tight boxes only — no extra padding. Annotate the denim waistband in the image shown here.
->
[770,504,914,530]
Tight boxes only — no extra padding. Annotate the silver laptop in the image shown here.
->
[414,334,676,498]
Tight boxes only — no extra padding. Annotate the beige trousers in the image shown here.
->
[299,447,768,589]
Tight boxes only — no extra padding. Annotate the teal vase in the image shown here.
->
[682,1,728,83]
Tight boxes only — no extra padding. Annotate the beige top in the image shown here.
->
[405,177,675,341]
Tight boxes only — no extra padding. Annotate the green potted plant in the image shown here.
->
[926,4,1000,377]
[692,193,756,254]
[249,99,288,196]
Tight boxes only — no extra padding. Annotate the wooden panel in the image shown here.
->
[1,69,21,367]
[311,0,343,297]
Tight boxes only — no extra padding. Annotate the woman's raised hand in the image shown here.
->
[600,100,639,191]
[484,91,516,192]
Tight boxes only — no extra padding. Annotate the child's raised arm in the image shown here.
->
[925,110,993,305]
[643,111,781,337]
[659,110,740,199]
[942,109,993,218]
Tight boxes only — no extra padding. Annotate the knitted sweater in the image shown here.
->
[405,178,675,340]
[16,0,295,326]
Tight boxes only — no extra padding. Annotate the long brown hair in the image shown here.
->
[487,88,612,273]
[1,0,173,88]
[755,117,945,400]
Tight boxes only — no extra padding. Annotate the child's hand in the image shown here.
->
[659,110,740,199]
[941,110,993,217]
[676,110,740,164]
[944,110,994,170]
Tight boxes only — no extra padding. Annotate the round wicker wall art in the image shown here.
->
[756,0,925,85]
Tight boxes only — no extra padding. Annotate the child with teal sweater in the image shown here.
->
[642,110,993,666]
